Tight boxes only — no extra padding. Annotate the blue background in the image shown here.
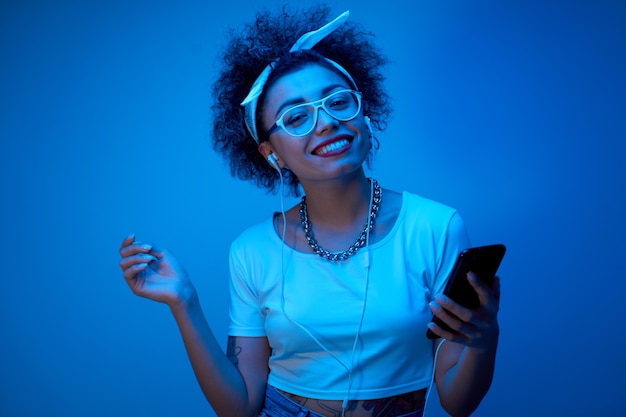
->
[1,0,625,416]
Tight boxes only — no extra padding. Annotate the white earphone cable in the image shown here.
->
[423,337,447,416]
[342,177,374,416]
[277,174,374,417]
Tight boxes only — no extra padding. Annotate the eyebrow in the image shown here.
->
[274,84,348,118]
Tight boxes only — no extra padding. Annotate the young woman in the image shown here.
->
[119,5,500,417]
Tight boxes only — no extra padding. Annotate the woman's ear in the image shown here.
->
[258,142,284,170]
[257,141,274,160]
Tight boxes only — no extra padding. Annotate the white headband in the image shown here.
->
[240,10,357,143]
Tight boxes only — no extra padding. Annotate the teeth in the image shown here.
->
[316,139,350,155]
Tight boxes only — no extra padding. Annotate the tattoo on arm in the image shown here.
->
[226,336,242,368]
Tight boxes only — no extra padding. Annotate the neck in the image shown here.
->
[299,171,372,229]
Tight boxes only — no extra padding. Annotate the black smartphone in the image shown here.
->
[426,244,506,339]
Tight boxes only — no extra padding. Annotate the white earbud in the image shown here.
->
[364,116,373,135]
[267,153,280,171]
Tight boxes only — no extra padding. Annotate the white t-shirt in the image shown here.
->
[228,191,470,400]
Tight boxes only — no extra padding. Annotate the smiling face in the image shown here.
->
[258,64,371,184]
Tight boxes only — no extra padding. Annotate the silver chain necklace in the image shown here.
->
[299,179,382,262]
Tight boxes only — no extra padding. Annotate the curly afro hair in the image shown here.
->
[211,3,391,195]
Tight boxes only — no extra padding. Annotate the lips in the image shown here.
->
[312,135,353,156]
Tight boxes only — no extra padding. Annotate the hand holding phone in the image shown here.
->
[426,244,506,339]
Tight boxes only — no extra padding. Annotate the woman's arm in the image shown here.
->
[427,273,501,417]
[119,235,270,417]
[170,298,270,416]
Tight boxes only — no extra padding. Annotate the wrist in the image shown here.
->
[467,331,499,356]
[169,283,200,315]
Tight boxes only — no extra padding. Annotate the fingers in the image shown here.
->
[467,272,500,314]
[426,320,457,341]
[429,273,502,347]
[429,296,493,346]
[119,234,135,252]
[147,245,166,260]
[122,261,149,283]
[120,252,158,271]
[119,234,158,277]
[119,235,154,258]
[430,295,474,335]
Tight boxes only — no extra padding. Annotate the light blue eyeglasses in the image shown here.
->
[266,89,362,137]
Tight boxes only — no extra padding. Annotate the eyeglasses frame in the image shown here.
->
[265,89,363,138]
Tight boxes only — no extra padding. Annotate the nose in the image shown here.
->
[314,106,339,135]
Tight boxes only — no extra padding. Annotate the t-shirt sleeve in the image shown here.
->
[227,241,267,337]
[430,211,472,300]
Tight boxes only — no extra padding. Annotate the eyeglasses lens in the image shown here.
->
[281,90,361,136]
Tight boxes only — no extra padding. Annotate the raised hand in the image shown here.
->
[118,235,196,307]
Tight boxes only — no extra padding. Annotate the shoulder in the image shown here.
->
[394,191,471,276]
[387,190,461,227]
[396,190,468,242]
[401,191,458,217]
[230,215,276,255]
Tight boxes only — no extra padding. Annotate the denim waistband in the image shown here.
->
[258,384,424,417]
[259,385,326,417]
